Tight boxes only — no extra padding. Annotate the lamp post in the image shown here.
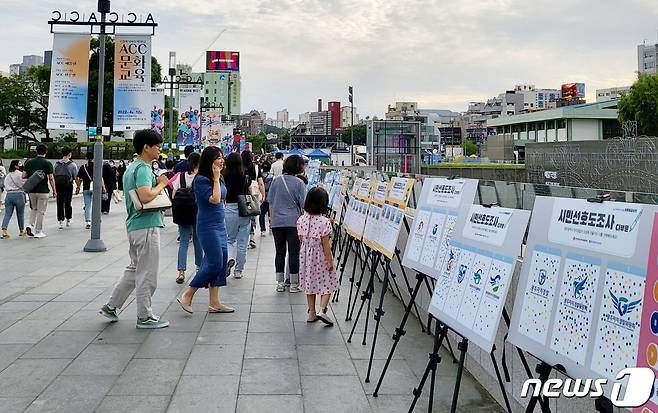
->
[349,86,354,165]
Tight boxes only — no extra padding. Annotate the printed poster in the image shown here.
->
[47,33,91,130]
[177,88,201,146]
[509,197,658,401]
[150,88,165,137]
[113,35,152,131]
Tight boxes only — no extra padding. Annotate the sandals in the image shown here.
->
[307,309,319,323]
[177,297,194,314]
[176,272,185,284]
[208,304,235,313]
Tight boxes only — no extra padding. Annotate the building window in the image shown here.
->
[557,119,566,129]
[205,89,209,94]
[602,119,622,139]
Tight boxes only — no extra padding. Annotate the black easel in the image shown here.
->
[408,322,448,412]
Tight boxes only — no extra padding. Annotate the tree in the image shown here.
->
[0,67,51,143]
[464,140,477,156]
[618,74,658,136]
[340,124,367,146]
[247,132,267,153]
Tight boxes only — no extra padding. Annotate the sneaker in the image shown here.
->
[317,308,334,326]
[19,229,27,237]
[276,282,286,292]
[289,284,302,293]
[248,240,257,249]
[58,221,64,229]
[226,259,236,277]
[66,219,72,227]
[34,231,47,239]
[25,226,34,237]
[85,221,91,229]
[260,231,267,237]
[233,271,243,279]
[99,304,118,322]
[136,315,170,329]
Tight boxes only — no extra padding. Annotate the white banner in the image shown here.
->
[46,33,91,130]
[113,35,152,131]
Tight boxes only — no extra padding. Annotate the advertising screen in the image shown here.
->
[561,83,585,99]
[206,51,240,72]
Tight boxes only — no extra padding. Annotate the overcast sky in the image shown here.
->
[2,0,658,119]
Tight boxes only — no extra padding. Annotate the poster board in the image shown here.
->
[402,178,479,279]
[113,35,152,131]
[362,181,388,251]
[428,205,530,352]
[508,197,658,400]
[343,179,375,240]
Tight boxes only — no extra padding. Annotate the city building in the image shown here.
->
[248,110,265,134]
[596,86,631,102]
[638,42,658,75]
[340,106,360,128]
[385,102,418,120]
[276,109,289,123]
[44,50,52,67]
[9,55,44,75]
[367,120,421,174]
[536,88,560,109]
[299,112,310,124]
[513,84,537,111]
[327,101,340,135]
[196,71,241,115]
[309,111,332,135]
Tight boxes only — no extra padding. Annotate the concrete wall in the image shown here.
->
[571,119,599,141]
[421,166,527,183]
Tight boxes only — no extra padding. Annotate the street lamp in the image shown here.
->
[349,86,354,165]
[168,52,176,159]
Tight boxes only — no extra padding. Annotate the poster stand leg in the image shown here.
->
[373,272,426,397]
[594,397,613,413]
[407,323,448,413]
[365,255,391,382]
[347,251,381,344]
[448,337,469,413]
[347,244,372,321]
[524,362,553,413]
[426,277,436,336]
[333,235,353,303]
[490,344,513,413]
[393,247,426,333]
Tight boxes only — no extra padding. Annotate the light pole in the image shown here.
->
[168,52,176,160]
[349,86,354,165]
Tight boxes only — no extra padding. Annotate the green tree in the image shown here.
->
[247,132,267,153]
[0,68,50,143]
[464,139,477,156]
[340,124,367,146]
[618,74,658,136]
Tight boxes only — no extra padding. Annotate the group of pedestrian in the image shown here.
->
[98,131,339,329]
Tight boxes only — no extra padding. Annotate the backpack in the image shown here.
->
[172,174,197,226]
[262,171,273,193]
[54,160,73,186]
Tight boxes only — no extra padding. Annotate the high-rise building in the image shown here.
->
[327,101,340,135]
[536,89,560,109]
[638,43,658,75]
[309,111,332,135]
[8,55,43,75]
[340,106,360,128]
[596,86,631,102]
[277,109,289,123]
[44,50,52,67]
[196,71,241,115]
[299,112,310,124]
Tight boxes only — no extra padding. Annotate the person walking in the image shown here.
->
[23,144,56,238]
[53,147,78,229]
[173,145,195,174]
[259,160,273,236]
[172,152,202,284]
[76,152,96,229]
[177,146,234,314]
[297,187,337,325]
[0,160,6,212]
[1,160,27,239]
[223,152,252,279]
[267,155,307,293]
[115,160,126,203]
[271,152,284,177]
[100,129,170,329]
[242,150,265,249]
[101,160,117,214]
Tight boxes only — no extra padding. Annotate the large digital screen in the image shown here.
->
[561,83,585,99]
[206,51,240,72]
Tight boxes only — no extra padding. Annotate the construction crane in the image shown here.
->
[191,29,227,71]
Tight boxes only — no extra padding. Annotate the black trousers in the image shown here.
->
[55,183,73,221]
[272,227,300,275]
[101,190,113,213]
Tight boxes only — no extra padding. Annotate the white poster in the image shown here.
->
[508,197,658,401]
[427,206,530,352]
[402,178,478,279]
[46,33,90,130]
[113,35,152,131]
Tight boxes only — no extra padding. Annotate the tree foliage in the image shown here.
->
[0,66,50,142]
[464,139,478,156]
[618,74,658,136]
[247,132,267,153]
[340,124,367,146]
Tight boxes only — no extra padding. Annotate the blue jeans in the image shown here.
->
[259,200,270,232]
[2,192,26,230]
[225,203,251,274]
[178,224,203,271]
[83,190,93,222]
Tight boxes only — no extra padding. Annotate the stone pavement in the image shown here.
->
[0,196,503,412]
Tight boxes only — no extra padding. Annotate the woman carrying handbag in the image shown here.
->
[222,152,253,279]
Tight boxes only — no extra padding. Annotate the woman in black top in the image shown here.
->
[241,151,265,248]
[222,153,252,279]
[101,161,117,214]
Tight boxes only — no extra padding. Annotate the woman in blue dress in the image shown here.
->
[177,146,235,314]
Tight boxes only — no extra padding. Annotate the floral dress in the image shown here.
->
[297,213,338,295]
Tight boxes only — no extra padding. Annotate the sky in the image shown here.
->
[2,0,658,119]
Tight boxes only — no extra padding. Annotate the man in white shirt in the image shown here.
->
[271,152,284,177]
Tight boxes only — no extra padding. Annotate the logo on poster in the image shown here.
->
[490,274,501,292]
[538,269,547,286]
[457,265,468,284]
[473,269,483,285]
[573,276,587,299]
[609,290,641,317]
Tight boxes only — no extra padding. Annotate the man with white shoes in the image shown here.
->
[23,144,56,238]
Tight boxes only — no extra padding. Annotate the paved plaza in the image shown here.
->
[0,196,502,412]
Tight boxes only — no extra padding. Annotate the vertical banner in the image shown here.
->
[177,89,201,146]
[46,33,91,130]
[150,88,165,137]
[113,35,152,131]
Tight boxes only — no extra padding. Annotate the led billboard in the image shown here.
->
[561,83,585,99]
[206,51,240,72]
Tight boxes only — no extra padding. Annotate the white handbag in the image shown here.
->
[128,164,172,212]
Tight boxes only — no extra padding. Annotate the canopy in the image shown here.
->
[288,148,304,155]
[307,148,330,158]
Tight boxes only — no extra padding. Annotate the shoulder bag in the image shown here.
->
[281,175,303,215]
[128,163,172,212]
[237,175,260,217]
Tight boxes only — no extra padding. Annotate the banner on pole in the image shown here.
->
[150,88,164,137]
[113,35,152,131]
[177,88,201,146]
[46,33,91,130]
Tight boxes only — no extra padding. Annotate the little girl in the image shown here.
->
[297,187,337,326]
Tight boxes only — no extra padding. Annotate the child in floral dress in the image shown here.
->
[297,187,337,326]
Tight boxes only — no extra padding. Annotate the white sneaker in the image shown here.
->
[85,221,91,229]
[289,284,302,293]
[58,222,63,229]
[233,271,243,279]
[317,308,334,326]
[34,231,47,239]
[66,219,72,227]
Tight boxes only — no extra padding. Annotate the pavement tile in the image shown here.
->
[183,344,244,376]
[298,345,357,376]
[196,321,248,345]
[23,374,116,413]
[302,375,370,413]
[95,396,170,413]
[0,319,63,344]
[109,359,186,395]
[62,343,138,376]
[21,331,98,359]
[239,358,301,395]
[135,331,197,359]
[236,395,304,413]
[0,397,34,413]
[0,358,70,397]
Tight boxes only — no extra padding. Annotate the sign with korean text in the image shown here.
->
[113,35,152,131]
[362,181,389,251]
[46,33,90,130]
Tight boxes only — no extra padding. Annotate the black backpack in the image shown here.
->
[262,171,273,193]
[54,160,73,186]
[172,174,197,226]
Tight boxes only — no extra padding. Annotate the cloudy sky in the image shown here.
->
[2,0,658,119]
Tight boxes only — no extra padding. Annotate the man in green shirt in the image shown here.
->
[23,144,56,238]
[100,129,170,329]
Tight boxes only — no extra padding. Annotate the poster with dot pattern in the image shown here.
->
[429,246,462,313]
[419,212,447,268]
[442,247,477,319]
[474,256,515,342]
[517,245,562,345]
[457,253,493,328]
[434,213,459,274]
[405,208,432,263]
[591,263,644,378]
[550,253,601,365]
